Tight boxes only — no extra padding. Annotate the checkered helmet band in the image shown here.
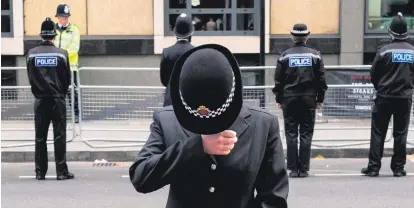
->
[179,71,236,119]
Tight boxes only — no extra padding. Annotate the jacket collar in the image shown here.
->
[56,22,72,31]
[293,41,307,47]
[39,41,55,46]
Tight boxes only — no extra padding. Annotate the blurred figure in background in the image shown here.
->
[273,24,328,178]
[160,13,195,107]
[361,12,414,177]
[54,3,81,122]
[26,17,74,180]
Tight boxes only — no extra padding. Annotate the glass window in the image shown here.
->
[1,0,12,37]
[1,0,10,10]
[165,0,258,36]
[366,0,414,33]
[1,15,11,33]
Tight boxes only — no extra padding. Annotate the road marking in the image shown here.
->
[121,175,129,178]
[18,176,57,179]
[314,155,325,160]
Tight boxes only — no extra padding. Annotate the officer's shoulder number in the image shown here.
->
[35,56,58,67]
[391,51,414,63]
[289,56,313,67]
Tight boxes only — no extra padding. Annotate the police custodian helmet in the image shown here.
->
[40,17,57,37]
[173,13,194,38]
[290,23,310,37]
[388,12,408,40]
[55,3,71,17]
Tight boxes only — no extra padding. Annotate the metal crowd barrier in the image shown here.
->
[2,66,414,149]
[75,66,414,148]
[1,67,76,148]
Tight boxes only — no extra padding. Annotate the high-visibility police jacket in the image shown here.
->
[54,22,80,71]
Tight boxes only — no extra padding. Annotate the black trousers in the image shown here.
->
[282,96,316,171]
[67,71,79,117]
[34,98,69,176]
[367,97,412,172]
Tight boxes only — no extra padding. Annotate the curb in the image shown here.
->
[2,148,414,162]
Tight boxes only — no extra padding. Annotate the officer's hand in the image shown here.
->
[201,130,237,155]
[317,103,323,109]
[277,103,282,109]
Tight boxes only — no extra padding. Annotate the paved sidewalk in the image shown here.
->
[2,120,414,162]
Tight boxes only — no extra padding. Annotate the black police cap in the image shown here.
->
[40,17,57,37]
[55,3,71,17]
[290,23,310,36]
[173,13,194,38]
[388,12,408,39]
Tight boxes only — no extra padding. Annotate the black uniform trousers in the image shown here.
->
[34,98,69,176]
[367,97,412,172]
[282,95,316,172]
[67,70,79,117]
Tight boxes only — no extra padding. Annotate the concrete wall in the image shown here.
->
[339,0,365,65]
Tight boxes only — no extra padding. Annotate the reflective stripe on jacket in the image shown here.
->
[54,22,80,71]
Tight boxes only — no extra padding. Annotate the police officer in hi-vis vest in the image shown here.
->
[273,24,328,178]
[361,13,414,177]
[26,17,75,180]
[55,3,81,122]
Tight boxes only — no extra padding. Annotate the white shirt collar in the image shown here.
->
[58,23,69,28]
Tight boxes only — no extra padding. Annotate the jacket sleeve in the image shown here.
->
[67,25,80,67]
[255,117,289,208]
[64,51,71,92]
[159,49,170,87]
[315,55,328,103]
[26,54,35,87]
[129,110,207,193]
[272,58,285,103]
[370,51,381,90]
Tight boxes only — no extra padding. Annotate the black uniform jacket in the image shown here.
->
[129,105,289,208]
[273,42,328,104]
[26,41,71,99]
[370,40,414,99]
[160,40,194,107]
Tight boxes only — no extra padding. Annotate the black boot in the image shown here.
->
[36,174,45,180]
[299,171,309,178]
[289,171,299,178]
[361,167,379,177]
[393,169,407,177]
[57,172,75,180]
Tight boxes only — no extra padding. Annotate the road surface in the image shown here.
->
[2,158,414,208]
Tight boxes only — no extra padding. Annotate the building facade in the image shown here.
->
[1,0,414,87]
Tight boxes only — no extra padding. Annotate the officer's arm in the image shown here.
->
[255,117,289,208]
[159,49,169,87]
[316,56,328,103]
[26,55,35,87]
[67,25,80,66]
[129,110,206,193]
[64,51,71,92]
[272,58,285,103]
[370,52,381,90]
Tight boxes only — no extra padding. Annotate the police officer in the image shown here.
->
[26,17,75,180]
[55,3,81,122]
[273,24,328,178]
[160,13,195,107]
[361,13,414,177]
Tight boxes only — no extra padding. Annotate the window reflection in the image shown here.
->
[366,0,414,31]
